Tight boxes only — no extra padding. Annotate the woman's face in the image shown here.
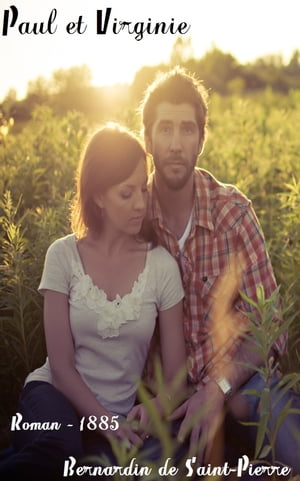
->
[95,159,148,236]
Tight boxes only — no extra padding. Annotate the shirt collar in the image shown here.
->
[148,168,214,232]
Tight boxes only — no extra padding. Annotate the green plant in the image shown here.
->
[239,285,300,479]
[0,190,73,429]
[0,192,43,422]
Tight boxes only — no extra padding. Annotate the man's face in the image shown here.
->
[146,102,203,190]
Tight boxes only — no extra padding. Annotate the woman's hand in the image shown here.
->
[104,418,144,450]
[127,401,156,439]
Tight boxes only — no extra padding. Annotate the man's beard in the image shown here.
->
[154,156,197,190]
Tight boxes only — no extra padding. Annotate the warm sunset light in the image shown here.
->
[1,0,299,100]
[1,1,300,479]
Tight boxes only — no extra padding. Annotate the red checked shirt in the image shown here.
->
[149,168,286,387]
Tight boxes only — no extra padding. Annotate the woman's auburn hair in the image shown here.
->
[71,122,156,244]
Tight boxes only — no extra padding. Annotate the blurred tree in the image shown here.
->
[50,64,92,94]
[249,54,288,92]
[283,50,300,89]
[27,76,51,100]
[239,64,265,91]
[287,49,300,73]
[50,65,92,115]
[227,76,246,96]
[1,89,17,118]
[170,37,194,65]
[196,47,241,94]
[3,46,300,130]
[130,64,166,108]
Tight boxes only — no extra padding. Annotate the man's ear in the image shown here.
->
[198,137,205,156]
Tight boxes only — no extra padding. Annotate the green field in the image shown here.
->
[0,76,299,471]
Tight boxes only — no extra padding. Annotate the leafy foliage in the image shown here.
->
[239,286,300,461]
[0,108,88,430]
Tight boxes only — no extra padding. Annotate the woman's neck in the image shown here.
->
[86,230,141,257]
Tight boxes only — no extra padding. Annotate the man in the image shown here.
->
[140,67,300,472]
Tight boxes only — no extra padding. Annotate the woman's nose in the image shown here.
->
[134,191,146,210]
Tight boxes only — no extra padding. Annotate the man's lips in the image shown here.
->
[166,161,185,169]
[165,157,185,166]
[166,157,184,164]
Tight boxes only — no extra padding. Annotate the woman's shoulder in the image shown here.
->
[46,233,76,256]
[149,245,178,267]
[147,246,184,302]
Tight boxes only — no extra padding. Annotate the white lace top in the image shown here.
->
[26,234,184,416]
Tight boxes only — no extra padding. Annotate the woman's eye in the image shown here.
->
[120,191,132,199]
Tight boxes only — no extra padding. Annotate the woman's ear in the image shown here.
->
[93,194,104,209]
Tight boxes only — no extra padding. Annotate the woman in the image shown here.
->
[0,123,187,480]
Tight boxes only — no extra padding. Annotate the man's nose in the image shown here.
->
[169,129,182,151]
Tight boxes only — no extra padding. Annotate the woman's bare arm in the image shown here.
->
[43,289,142,445]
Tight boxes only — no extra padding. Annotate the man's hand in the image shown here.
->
[170,380,225,463]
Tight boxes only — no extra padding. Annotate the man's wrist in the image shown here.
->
[194,372,233,399]
[213,377,232,399]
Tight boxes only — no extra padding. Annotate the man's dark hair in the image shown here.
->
[140,66,209,141]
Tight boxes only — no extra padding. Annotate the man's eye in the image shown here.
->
[160,126,171,134]
[183,126,193,134]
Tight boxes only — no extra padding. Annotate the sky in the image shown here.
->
[1,0,300,101]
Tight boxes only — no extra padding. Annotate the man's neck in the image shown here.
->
[154,172,195,239]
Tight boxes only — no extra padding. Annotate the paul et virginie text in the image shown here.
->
[1,6,191,40]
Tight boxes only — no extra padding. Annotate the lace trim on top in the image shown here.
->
[69,256,149,339]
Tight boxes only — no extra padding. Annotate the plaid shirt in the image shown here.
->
[149,168,286,386]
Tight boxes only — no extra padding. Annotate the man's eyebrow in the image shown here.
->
[181,120,197,125]
[157,119,172,125]
[157,119,196,125]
